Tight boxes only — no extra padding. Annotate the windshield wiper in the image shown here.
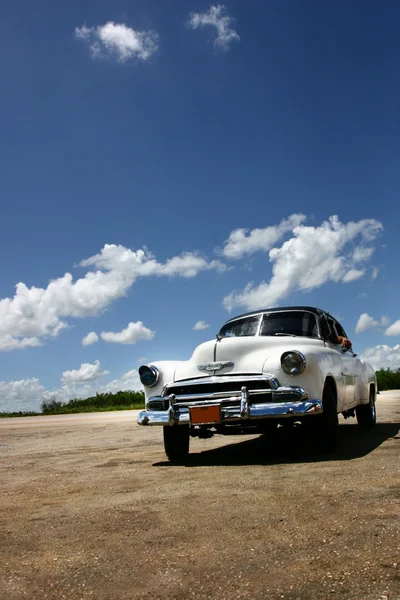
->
[271,332,298,337]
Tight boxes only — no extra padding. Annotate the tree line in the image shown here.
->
[375,368,400,391]
[40,390,145,414]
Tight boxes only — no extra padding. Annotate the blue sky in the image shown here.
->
[1,1,400,410]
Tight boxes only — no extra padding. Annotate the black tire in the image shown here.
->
[163,426,190,461]
[313,381,339,453]
[356,387,376,429]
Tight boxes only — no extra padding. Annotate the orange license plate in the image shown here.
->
[190,405,221,425]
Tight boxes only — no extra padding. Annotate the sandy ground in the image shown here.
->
[0,392,399,600]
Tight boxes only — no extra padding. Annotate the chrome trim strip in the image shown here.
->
[137,399,323,426]
[255,314,264,336]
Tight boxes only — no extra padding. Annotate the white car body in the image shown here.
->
[137,306,377,457]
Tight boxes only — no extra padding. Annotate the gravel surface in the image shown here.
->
[1,392,399,600]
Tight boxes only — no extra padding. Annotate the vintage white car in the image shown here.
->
[137,306,377,460]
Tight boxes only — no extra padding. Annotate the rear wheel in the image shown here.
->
[356,387,376,429]
[163,425,190,461]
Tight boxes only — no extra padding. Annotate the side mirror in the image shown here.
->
[341,346,357,357]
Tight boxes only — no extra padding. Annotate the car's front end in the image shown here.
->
[137,369,322,428]
[137,313,329,434]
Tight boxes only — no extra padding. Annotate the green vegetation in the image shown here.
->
[375,368,400,391]
[0,411,41,418]
[0,390,145,417]
[41,390,145,414]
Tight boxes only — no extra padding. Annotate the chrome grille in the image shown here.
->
[164,376,274,397]
[147,374,308,412]
[163,375,280,407]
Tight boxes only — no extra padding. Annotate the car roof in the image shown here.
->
[223,306,326,325]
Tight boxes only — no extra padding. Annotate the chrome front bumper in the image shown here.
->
[137,376,323,426]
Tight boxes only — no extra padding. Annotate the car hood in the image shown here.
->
[173,336,309,381]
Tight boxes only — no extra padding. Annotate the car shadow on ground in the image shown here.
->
[153,422,400,467]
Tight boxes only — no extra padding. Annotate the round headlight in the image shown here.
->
[139,365,159,387]
[280,351,306,376]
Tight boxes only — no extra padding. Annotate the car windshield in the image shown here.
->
[219,315,261,337]
[218,311,319,338]
[260,311,318,337]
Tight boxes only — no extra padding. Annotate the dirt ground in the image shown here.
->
[0,392,399,600]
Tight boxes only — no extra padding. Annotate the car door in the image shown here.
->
[340,349,359,409]
[329,317,358,409]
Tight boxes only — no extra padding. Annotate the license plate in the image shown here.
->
[190,405,221,425]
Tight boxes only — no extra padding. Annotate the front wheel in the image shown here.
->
[163,425,190,461]
[311,382,338,453]
[356,387,376,429]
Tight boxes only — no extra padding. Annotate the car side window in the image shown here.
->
[334,319,347,339]
[326,317,339,344]
[319,316,337,342]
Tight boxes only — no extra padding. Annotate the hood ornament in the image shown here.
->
[198,361,234,372]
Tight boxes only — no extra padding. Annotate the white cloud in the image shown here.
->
[82,331,99,346]
[122,369,139,380]
[100,321,154,345]
[79,244,226,278]
[371,266,380,280]
[342,268,365,283]
[101,369,141,393]
[188,4,240,50]
[75,21,159,62]
[353,246,374,263]
[0,244,224,351]
[0,369,142,413]
[0,378,46,413]
[356,313,390,334]
[222,214,306,259]
[355,313,379,334]
[385,320,400,336]
[61,360,109,384]
[362,345,400,370]
[223,216,383,312]
[0,335,42,352]
[44,369,142,406]
[193,320,210,331]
